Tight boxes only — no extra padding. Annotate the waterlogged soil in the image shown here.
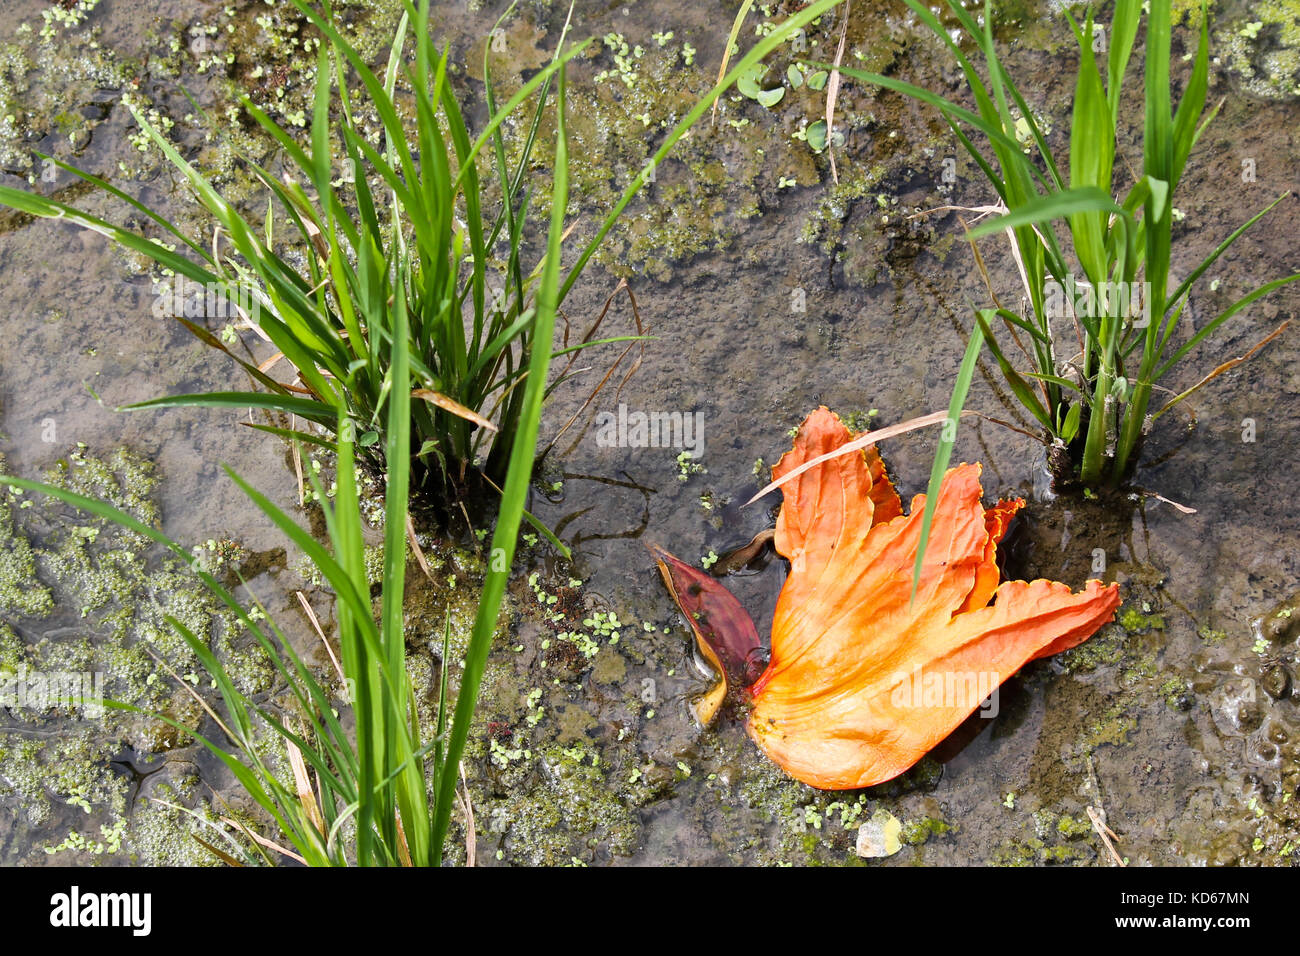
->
[1,0,1299,866]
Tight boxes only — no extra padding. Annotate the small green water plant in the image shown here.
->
[0,0,847,513]
[838,0,1300,489]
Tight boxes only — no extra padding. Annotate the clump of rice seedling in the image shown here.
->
[838,0,1300,490]
[0,0,849,526]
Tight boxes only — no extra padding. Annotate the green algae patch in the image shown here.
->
[471,9,904,283]
[0,446,278,864]
[485,745,639,866]
[444,556,650,865]
[900,814,952,846]
[0,1,134,178]
[0,456,53,617]
[1058,624,1127,672]
[1160,676,1193,711]
[1215,0,1300,100]
[1198,624,1229,646]
[1083,701,1138,750]
[1053,813,1093,840]
[990,835,1091,866]
[1120,607,1166,634]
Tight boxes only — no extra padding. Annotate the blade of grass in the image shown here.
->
[910,325,984,602]
[430,60,573,864]
[712,0,756,125]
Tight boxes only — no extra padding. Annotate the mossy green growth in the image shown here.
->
[990,835,1090,866]
[1215,0,1300,100]
[839,409,881,433]
[1160,676,1193,710]
[988,0,1070,49]
[1119,607,1166,634]
[735,757,868,863]
[121,778,228,867]
[1171,0,1215,26]
[476,11,883,282]
[1083,701,1138,750]
[0,2,133,177]
[1055,813,1093,840]
[0,456,53,617]
[0,446,276,864]
[901,815,952,846]
[1198,624,1228,645]
[0,729,123,828]
[1058,624,1126,672]
[1034,811,1097,842]
[479,745,640,866]
[417,553,663,865]
[799,163,888,253]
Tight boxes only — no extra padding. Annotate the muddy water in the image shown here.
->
[2,0,1299,865]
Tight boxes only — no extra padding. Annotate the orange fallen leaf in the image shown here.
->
[746,408,1120,789]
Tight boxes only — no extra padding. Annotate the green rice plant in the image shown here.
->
[0,285,431,864]
[0,19,580,862]
[0,0,848,516]
[836,0,1300,490]
[0,48,576,863]
[0,227,558,864]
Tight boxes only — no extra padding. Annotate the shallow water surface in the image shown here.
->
[1,0,1298,866]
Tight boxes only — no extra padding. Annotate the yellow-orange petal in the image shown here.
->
[769,408,903,617]
[960,497,1025,614]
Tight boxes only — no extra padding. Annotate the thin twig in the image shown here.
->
[405,512,437,583]
[745,409,969,505]
[961,215,1041,388]
[1154,320,1290,421]
[144,646,237,743]
[1086,806,1126,866]
[826,0,850,184]
[1133,488,1198,514]
[223,815,308,865]
[458,762,477,867]
[296,590,345,685]
[291,417,305,506]
[545,278,647,454]
[964,410,1044,442]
